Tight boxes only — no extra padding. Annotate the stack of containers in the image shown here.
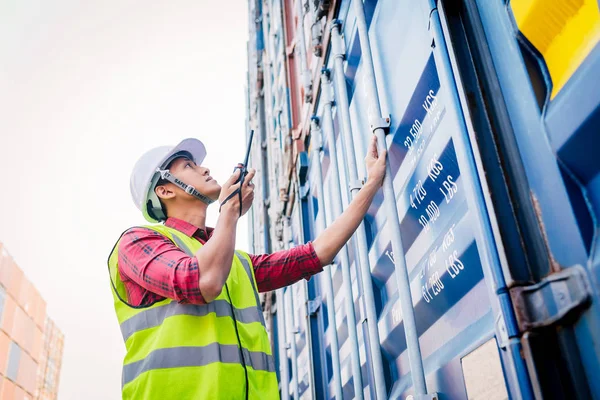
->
[35,317,64,400]
[0,242,47,400]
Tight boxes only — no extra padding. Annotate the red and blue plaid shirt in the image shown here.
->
[117,217,322,306]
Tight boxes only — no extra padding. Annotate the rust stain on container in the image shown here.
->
[531,192,562,274]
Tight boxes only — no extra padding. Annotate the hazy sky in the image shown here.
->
[0,1,249,398]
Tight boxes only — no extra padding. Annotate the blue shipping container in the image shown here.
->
[246,0,600,398]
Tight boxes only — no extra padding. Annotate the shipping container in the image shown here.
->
[1,296,16,338]
[16,349,37,395]
[17,278,33,316]
[0,286,5,329]
[33,293,47,331]
[246,0,600,399]
[12,305,35,356]
[0,252,23,301]
[0,330,9,376]
[36,317,64,400]
[31,327,44,363]
[0,244,9,288]
[6,341,22,382]
[4,341,38,397]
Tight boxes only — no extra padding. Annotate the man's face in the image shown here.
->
[167,156,221,200]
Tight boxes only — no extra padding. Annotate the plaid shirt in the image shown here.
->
[117,217,322,306]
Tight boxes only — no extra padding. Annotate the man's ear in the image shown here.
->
[155,184,176,201]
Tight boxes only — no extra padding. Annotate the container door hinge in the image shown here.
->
[509,265,592,332]
[307,296,322,316]
[369,115,391,134]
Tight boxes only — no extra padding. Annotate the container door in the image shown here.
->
[335,0,530,397]
[453,0,600,397]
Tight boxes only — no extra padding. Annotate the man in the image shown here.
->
[108,136,386,399]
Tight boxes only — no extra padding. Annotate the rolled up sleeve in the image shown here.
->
[118,228,206,305]
[250,242,323,293]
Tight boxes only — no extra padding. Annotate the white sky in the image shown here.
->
[0,1,250,398]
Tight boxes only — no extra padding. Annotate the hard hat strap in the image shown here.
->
[156,169,215,205]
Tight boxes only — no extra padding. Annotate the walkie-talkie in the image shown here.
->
[220,130,254,216]
[233,129,254,183]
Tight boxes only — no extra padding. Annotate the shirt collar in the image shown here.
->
[165,217,214,242]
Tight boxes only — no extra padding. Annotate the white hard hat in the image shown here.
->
[130,138,207,223]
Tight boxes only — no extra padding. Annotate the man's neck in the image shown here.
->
[167,208,207,232]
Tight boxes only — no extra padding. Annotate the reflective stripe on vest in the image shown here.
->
[119,299,264,342]
[122,343,276,386]
[169,233,267,330]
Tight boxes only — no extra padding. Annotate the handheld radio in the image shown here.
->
[220,130,255,216]
[234,129,254,183]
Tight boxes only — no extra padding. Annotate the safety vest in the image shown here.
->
[108,224,279,399]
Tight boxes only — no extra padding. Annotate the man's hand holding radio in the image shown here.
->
[219,168,256,218]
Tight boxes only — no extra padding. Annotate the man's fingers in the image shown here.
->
[225,169,242,186]
[244,168,257,186]
[229,182,242,193]
[370,135,379,158]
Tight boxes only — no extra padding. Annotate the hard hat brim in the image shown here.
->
[166,138,207,167]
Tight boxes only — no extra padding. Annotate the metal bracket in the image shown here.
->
[406,393,439,400]
[495,313,509,350]
[307,296,322,316]
[369,115,391,134]
[509,265,591,332]
[330,20,346,60]
[299,184,310,200]
[349,179,364,193]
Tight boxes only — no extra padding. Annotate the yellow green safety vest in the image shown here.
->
[108,224,279,399]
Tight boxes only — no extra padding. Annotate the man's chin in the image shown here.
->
[210,186,223,202]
